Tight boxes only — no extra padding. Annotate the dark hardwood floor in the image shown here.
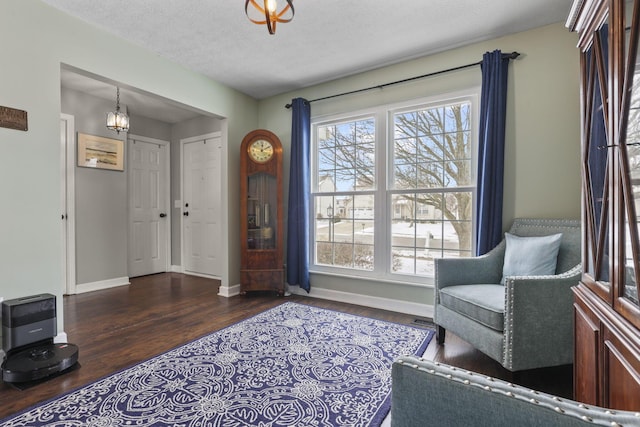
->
[0,273,572,420]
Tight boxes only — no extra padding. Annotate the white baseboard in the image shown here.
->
[218,284,241,297]
[182,271,221,280]
[75,277,130,294]
[170,265,182,273]
[54,332,68,344]
[288,285,434,318]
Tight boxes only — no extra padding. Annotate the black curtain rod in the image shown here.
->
[285,51,520,109]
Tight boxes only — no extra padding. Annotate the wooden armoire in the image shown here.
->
[567,0,640,409]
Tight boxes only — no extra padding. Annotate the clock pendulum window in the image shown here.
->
[239,129,285,295]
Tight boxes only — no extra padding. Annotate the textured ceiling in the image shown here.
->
[44,0,574,121]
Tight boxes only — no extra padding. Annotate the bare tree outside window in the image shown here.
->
[312,97,475,278]
[391,102,473,275]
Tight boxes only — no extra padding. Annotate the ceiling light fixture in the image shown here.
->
[245,0,294,35]
[106,87,129,134]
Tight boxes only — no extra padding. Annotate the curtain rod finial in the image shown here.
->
[285,103,292,109]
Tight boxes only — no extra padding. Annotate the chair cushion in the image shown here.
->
[501,232,563,284]
[439,284,505,332]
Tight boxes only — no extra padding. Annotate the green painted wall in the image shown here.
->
[259,22,581,308]
[0,1,257,335]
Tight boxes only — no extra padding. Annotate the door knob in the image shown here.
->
[159,213,167,218]
[183,211,189,216]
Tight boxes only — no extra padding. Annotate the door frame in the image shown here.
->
[127,134,171,276]
[60,113,76,295]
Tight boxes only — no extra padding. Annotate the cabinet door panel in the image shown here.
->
[603,328,640,409]
[574,296,601,405]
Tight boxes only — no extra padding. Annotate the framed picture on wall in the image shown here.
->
[77,133,124,171]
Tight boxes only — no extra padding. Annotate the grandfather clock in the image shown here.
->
[240,129,285,295]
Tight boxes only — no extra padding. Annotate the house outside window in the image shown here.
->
[311,91,478,283]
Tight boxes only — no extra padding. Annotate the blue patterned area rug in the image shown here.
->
[1,302,433,427]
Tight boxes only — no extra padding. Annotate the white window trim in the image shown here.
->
[309,88,480,286]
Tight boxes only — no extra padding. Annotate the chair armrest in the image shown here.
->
[435,240,505,289]
[391,356,638,427]
[502,264,581,370]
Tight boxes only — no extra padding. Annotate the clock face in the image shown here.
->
[248,139,274,163]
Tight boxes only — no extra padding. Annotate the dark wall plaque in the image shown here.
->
[0,106,28,131]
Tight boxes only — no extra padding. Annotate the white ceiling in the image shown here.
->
[46,0,574,123]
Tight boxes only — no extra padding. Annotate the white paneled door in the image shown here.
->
[128,136,170,278]
[182,133,222,277]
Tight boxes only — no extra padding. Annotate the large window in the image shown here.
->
[311,92,477,283]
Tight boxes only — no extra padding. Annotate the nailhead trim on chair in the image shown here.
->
[510,218,581,229]
[396,356,640,426]
[503,277,515,370]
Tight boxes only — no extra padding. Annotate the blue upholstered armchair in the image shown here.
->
[434,218,581,371]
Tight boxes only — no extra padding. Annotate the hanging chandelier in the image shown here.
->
[106,87,129,134]
[245,0,294,35]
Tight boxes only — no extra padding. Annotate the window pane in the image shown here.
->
[394,111,417,138]
[311,115,375,273]
[334,243,354,268]
[336,122,355,142]
[317,125,336,149]
[315,196,334,220]
[393,102,472,192]
[316,242,332,265]
[390,102,474,275]
[394,164,417,190]
[392,219,416,248]
[336,167,356,191]
[356,143,375,190]
[335,142,355,169]
[318,147,335,171]
[312,95,475,279]
[318,172,336,193]
[416,256,433,276]
[444,102,470,132]
[392,247,413,274]
[445,131,471,158]
[334,218,353,243]
[356,220,374,244]
[444,160,472,187]
[314,196,333,252]
[444,191,473,222]
[390,192,472,275]
[352,195,374,220]
[418,161,444,189]
[356,119,375,143]
[354,244,374,270]
[446,221,472,253]
[418,135,444,161]
[418,107,444,134]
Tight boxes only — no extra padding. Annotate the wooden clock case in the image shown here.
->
[239,129,285,295]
